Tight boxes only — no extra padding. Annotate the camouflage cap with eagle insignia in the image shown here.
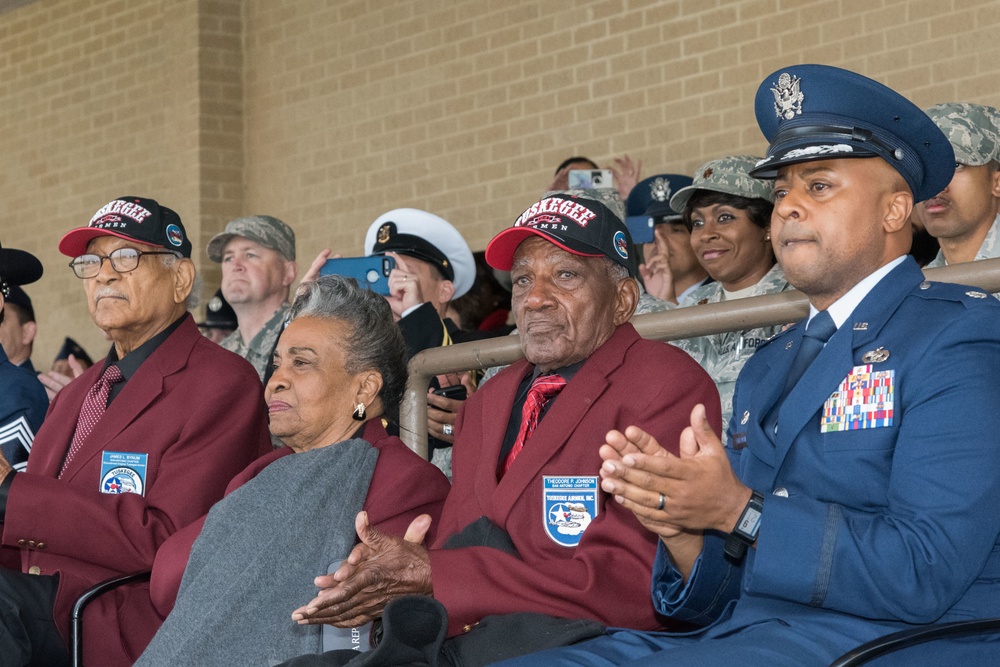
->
[669,156,774,213]
[749,64,955,203]
[364,208,475,298]
[207,215,296,262]
[924,102,1000,167]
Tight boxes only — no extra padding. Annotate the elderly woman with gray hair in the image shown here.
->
[135,275,451,666]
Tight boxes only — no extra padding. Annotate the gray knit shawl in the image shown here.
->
[136,439,378,667]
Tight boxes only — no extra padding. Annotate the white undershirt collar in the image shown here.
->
[807,255,907,330]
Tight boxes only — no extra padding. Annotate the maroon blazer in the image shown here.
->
[0,315,272,666]
[429,323,722,636]
[148,419,451,618]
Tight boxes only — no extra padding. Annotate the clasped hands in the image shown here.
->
[599,404,751,547]
[289,404,748,626]
[291,510,434,627]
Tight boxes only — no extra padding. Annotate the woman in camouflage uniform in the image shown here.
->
[639,155,790,429]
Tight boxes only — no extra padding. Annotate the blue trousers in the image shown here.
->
[491,622,1000,667]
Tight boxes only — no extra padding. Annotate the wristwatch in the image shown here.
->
[724,491,764,559]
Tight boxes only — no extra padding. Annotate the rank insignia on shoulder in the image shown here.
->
[740,410,750,425]
[966,290,988,299]
[861,347,890,363]
[785,341,794,350]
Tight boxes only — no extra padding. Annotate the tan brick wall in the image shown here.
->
[2,0,999,363]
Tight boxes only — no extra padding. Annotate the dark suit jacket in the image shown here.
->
[146,419,452,619]
[429,323,722,636]
[0,315,272,666]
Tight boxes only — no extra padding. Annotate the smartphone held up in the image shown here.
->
[319,256,395,295]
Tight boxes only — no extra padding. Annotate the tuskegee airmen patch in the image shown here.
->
[100,451,148,496]
[543,476,598,547]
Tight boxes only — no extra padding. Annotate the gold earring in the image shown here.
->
[352,403,366,421]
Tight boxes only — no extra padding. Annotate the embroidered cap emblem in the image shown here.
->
[377,224,392,244]
[649,177,672,202]
[771,72,804,120]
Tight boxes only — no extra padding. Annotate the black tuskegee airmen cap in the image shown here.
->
[486,192,639,277]
[749,64,955,203]
[58,196,193,258]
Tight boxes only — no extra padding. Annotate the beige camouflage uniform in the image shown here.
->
[219,302,290,381]
[922,103,1000,298]
[637,156,784,428]
[207,215,297,381]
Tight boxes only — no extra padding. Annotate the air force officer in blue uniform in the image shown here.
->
[498,65,1000,666]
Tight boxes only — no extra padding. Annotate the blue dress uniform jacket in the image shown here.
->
[501,257,1000,666]
[0,347,47,472]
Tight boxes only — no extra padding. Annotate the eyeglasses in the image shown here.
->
[68,247,181,279]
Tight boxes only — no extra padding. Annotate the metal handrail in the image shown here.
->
[400,258,1000,456]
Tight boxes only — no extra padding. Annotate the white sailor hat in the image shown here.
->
[364,209,475,299]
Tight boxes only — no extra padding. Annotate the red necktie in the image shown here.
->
[500,374,566,477]
[59,365,124,477]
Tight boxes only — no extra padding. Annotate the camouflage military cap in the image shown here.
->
[925,103,1000,166]
[669,155,774,213]
[543,187,626,222]
[207,215,296,262]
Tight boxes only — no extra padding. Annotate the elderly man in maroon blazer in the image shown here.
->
[287,191,721,662]
[0,197,271,667]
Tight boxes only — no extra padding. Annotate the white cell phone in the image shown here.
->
[568,169,614,189]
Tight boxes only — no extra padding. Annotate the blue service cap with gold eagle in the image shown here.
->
[626,174,694,225]
[364,208,475,299]
[749,64,955,203]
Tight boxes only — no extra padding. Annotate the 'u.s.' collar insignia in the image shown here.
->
[853,322,868,330]
[740,410,750,425]
[377,223,392,244]
[966,290,988,299]
[785,341,794,350]
[208,295,223,313]
[771,72,804,120]
[862,347,890,363]
[649,177,672,202]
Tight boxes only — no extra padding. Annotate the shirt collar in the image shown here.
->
[105,314,187,381]
[808,255,907,330]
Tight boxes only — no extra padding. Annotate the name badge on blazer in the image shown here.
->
[100,451,148,496]
[821,364,895,433]
[543,476,598,548]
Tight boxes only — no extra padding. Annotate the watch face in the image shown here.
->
[737,506,763,538]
